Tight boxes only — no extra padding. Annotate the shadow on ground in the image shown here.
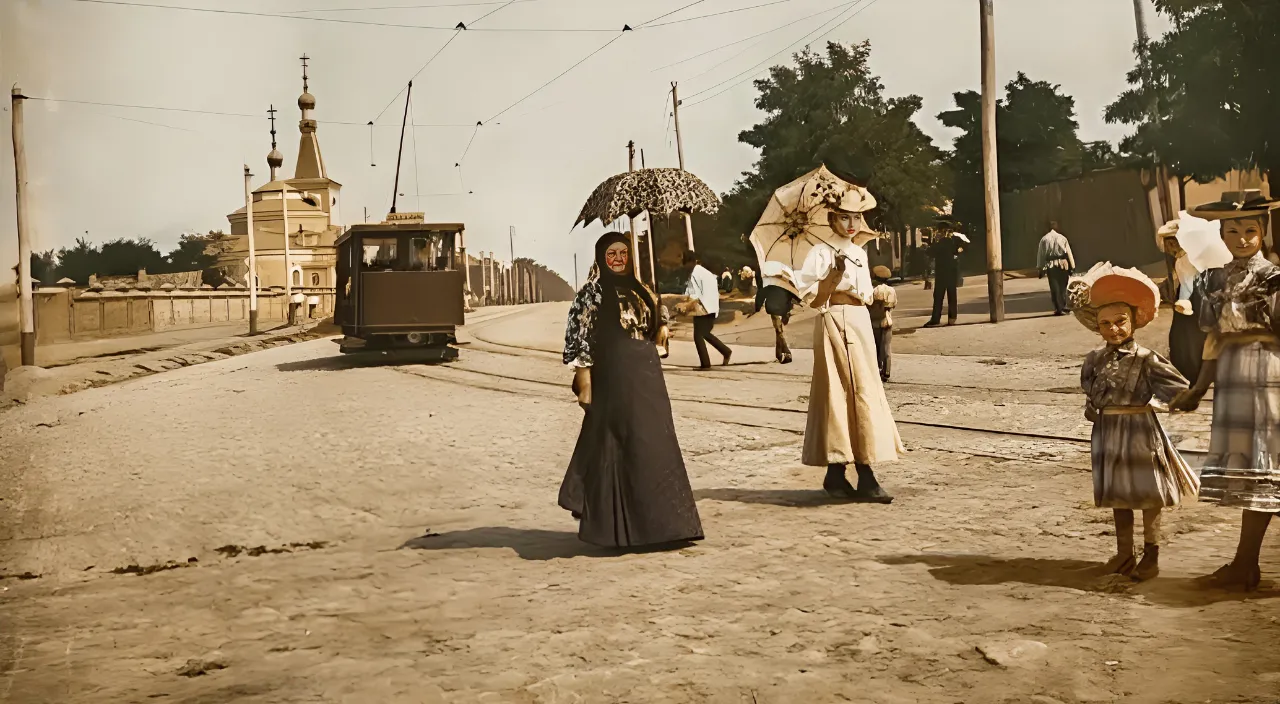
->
[696,487,918,507]
[400,527,698,561]
[276,355,453,372]
[880,552,1280,608]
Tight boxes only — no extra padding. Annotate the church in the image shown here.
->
[220,57,342,293]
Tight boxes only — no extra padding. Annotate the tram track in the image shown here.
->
[434,305,1210,457]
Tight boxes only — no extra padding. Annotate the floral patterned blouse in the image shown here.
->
[1197,253,1280,335]
[563,279,663,368]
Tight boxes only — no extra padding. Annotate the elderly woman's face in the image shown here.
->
[1222,218,1265,259]
[604,242,630,274]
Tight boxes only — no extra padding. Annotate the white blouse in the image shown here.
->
[793,240,873,307]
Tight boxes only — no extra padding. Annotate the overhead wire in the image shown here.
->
[69,0,617,32]
[635,0,708,28]
[285,0,539,13]
[25,96,476,127]
[683,0,886,107]
[648,0,859,73]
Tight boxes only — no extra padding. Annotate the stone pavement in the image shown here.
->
[2,304,1273,703]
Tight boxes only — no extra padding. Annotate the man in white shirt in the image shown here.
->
[682,251,732,369]
[1037,222,1076,315]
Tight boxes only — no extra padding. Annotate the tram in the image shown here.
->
[333,219,467,361]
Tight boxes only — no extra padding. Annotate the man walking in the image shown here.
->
[1037,221,1076,315]
[924,231,965,327]
[682,251,731,369]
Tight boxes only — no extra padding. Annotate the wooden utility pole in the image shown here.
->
[573,252,579,291]
[281,183,293,324]
[980,0,1004,323]
[671,83,695,251]
[10,86,34,365]
[627,141,643,278]
[244,166,260,334]
[1133,0,1173,219]
[509,225,518,304]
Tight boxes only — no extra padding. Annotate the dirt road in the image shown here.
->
[1,304,1276,703]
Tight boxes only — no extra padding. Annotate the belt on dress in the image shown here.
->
[1100,406,1154,415]
[829,293,865,306]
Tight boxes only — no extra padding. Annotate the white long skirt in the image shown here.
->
[802,304,905,467]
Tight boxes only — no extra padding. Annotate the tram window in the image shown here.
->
[409,237,432,271]
[362,238,397,268]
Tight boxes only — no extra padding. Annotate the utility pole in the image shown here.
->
[627,141,642,278]
[10,87,34,366]
[671,83,695,251]
[509,225,518,304]
[980,0,1004,323]
[244,166,259,334]
[574,252,579,291]
[1133,0,1173,219]
[281,183,293,325]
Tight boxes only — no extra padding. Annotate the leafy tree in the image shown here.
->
[688,41,948,274]
[1105,0,1280,199]
[939,73,1091,240]
[164,232,227,273]
[30,251,57,284]
[97,238,165,277]
[54,238,100,285]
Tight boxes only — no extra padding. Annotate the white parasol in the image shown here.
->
[1170,210,1229,273]
[748,165,879,297]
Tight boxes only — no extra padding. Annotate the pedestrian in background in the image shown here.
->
[1038,221,1076,316]
[681,250,732,369]
[869,266,897,383]
[738,264,755,296]
[559,232,703,549]
[720,266,733,293]
[924,230,964,327]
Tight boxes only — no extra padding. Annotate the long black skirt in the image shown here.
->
[1169,311,1206,383]
[558,337,704,548]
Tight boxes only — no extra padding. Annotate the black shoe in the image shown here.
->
[853,464,893,504]
[571,511,582,520]
[823,464,857,498]
[923,320,942,328]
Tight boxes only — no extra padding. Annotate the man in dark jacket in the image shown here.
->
[924,230,965,327]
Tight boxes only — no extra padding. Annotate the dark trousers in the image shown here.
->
[929,272,958,323]
[693,314,730,368]
[873,325,892,381]
[1047,267,1070,313]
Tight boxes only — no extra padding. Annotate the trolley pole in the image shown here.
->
[10,86,35,365]
[671,83,695,251]
[245,166,259,334]
[980,0,1005,323]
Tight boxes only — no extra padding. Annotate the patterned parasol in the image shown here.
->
[748,165,880,297]
[574,168,720,227]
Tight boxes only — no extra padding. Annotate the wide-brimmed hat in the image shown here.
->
[872,265,892,279]
[1067,262,1161,332]
[1189,189,1279,221]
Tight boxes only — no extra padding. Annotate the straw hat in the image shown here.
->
[1067,262,1161,332]
[872,265,892,279]
[1189,189,1279,221]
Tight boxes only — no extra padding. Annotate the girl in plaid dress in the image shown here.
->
[1071,264,1198,581]
[1171,190,1280,592]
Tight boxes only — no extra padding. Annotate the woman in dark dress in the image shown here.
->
[558,232,704,548]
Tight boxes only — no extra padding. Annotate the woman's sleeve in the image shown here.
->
[1196,272,1219,333]
[1080,351,1097,395]
[563,283,598,367]
[1146,351,1190,403]
[794,246,833,302]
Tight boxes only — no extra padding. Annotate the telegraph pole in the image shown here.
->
[281,183,293,324]
[671,83,695,251]
[980,0,1004,323]
[244,166,259,334]
[10,87,34,365]
[508,225,518,304]
[627,141,642,278]
[574,252,579,291]
[1133,0,1173,219]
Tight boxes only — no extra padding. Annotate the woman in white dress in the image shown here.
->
[793,203,905,502]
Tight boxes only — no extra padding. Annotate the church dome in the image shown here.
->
[299,91,316,110]
[267,148,284,168]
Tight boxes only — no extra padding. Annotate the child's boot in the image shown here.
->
[1134,544,1159,581]
[1104,509,1137,576]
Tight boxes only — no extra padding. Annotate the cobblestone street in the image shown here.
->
[2,304,1278,703]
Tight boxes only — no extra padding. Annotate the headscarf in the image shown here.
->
[593,232,656,338]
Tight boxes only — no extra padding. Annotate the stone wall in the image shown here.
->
[31,284,336,344]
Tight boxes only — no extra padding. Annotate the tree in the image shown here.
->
[1105,0,1280,198]
[939,73,1090,238]
[97,238,165,277]
[691,41,948,274]
[30,251,57,284]
[164,232,229,273]
[54,238,100,285]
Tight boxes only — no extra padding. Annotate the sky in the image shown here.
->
[0,0,1171,285]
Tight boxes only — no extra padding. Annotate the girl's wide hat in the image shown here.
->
[1189,189,1279,221]
[1067,262,1161,331]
